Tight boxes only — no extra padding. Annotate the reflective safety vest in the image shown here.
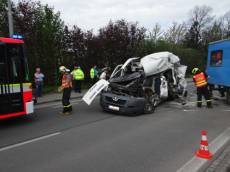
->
[72,69,84,80]
[90,68,95,79]
[193,72,207,87]
[62,74,72,88]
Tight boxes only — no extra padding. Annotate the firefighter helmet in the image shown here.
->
[192,68,200,74]
[59,66,66,72]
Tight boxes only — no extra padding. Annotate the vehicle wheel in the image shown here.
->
[168,92,177,100]
[144,95,157,114]
[167,85,177,100]
[144,103,155,114]
[227,88,230,105]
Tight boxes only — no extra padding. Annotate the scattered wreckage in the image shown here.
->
[83,52,187,115]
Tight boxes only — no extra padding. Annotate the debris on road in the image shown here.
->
[83,79,109,105]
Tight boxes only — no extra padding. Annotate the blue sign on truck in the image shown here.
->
[206,39,230,104]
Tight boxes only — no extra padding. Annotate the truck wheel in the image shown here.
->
[227,88,230,105]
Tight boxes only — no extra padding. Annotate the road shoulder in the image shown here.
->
[177,127,230,172]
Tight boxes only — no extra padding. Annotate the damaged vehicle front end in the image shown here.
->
[100,52,187,115]
[100,58,147,114]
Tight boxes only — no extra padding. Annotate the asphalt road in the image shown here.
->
[0,84,230,172]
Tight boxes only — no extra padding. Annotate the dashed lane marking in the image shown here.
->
[0,132,61,152]
[183,109,198,112]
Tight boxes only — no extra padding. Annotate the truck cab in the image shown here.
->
[206,39,230,104]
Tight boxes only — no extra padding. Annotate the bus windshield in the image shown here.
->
[0,44,29,83]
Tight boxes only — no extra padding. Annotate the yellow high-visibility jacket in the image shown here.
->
[90,68,95,79]
[72,69,84,80]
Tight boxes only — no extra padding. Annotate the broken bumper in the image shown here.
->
[100,92,146,115]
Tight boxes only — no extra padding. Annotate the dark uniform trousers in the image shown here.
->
[197,86,212,107]
[74,80,82,93]
[62,87,72,113]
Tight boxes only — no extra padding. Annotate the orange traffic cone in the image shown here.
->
[195,130,213,160]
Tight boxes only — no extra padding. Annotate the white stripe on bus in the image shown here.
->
[0,83,31,94]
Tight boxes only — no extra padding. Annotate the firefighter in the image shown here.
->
[90,65,98,84]
[59,66,73,115]
[71,65,85,93]
[192,68,212,108]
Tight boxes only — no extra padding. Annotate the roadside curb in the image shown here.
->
[177,127,230,172]
[199,140,230,172]
[204,142,230,172]
[35,95,83,105]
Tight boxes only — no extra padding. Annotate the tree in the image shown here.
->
[164,22,187,45]
[98,20,146,67]
[202,20,223,45]
[71,26,86,62]
[1,0,228,85]
[148,23,163,42]
[223,11,230,38]
[13,1,65,85]
[185,5,214,48]
[0,0,8,36]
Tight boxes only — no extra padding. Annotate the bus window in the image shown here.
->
[210,50,223,67]
[0,45,4,63]
[7,44,22,83]
[0,45,6,82]
[22,47,30,82]
[24,58,30,82]
[12,56,20,78]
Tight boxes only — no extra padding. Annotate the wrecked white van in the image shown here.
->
[84,52,187,115]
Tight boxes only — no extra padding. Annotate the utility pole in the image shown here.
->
[7,0,14,37]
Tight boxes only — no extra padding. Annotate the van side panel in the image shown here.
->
[206,40,230,87]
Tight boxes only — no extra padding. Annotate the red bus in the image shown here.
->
[0,37,34,119]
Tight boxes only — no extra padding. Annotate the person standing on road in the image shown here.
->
[99,67,110,80]
[90,65,98,84]
[59,66,73,115]
[71,65,85,93]
[34,67,44,103]
[192,68,212,108]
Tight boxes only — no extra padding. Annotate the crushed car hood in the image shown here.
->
[109,72,143,83]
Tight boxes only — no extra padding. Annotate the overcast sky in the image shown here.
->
[32,0,230,31]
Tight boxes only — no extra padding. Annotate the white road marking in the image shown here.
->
[176,127,230,172]
[0,132,61,152]
[183,109,197,112]
[223,110,230,112]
